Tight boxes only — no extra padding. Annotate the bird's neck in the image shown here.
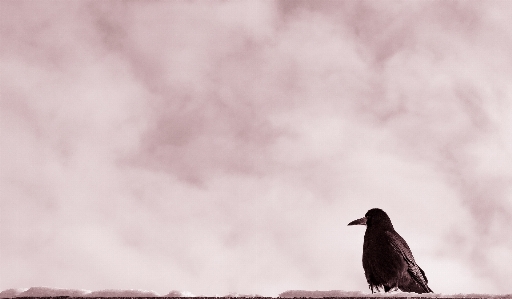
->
[368,223,394,232]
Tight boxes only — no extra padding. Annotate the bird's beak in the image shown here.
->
[348,216,367,226]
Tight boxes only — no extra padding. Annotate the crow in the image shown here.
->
[348,208,433,294]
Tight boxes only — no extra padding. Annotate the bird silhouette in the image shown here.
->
[348,208,433,294]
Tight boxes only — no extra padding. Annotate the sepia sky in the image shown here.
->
[1,0,512,296]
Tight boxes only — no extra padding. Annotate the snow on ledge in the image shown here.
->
[86,289,161,297]
[0,287,90,298]
[1,287,511,298]
[279,290,512,298]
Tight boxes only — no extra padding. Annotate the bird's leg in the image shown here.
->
[385,282,401,293]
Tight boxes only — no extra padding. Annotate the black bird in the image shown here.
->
[348,208,433,294]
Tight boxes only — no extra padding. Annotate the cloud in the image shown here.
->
[1,0,512,295]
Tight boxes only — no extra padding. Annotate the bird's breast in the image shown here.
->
[362,230,408,287]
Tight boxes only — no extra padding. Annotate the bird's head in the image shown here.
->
[348,208,394,230]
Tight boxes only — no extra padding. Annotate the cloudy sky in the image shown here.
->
[1,0,512,296]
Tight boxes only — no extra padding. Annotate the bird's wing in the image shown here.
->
[385,231,432,293]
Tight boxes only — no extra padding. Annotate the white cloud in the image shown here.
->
[1,0,512,295]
